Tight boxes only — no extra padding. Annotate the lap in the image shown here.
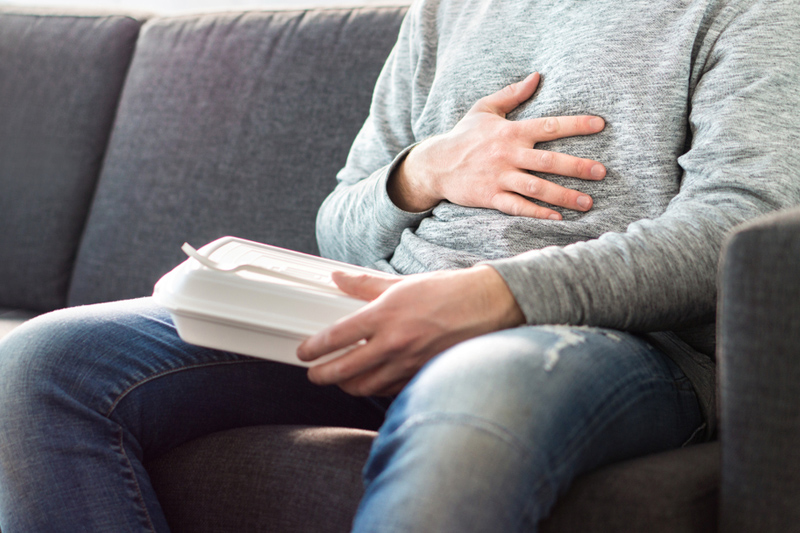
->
[0,298,389,458]
[0,303,701,464]
[385,325,702,472]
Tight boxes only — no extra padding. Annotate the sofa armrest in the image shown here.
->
[718,206,800,532]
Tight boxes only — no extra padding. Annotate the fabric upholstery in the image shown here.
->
[68,7,407,306]
[541,442,719,532]
[0,10,143,312]
[147,425,375,533]
[147,425,719,533]
[718,206,800,532]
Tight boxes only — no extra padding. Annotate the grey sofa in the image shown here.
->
[1,5,798,532]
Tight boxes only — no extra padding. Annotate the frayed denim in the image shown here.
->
[352,325,703,532]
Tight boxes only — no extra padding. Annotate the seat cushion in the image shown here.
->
[68,6,407,306]
[0,9,143,312]
[148,425,719,533]
[0,308,38,340]
[542,441,719,532]
[147,425,375,533]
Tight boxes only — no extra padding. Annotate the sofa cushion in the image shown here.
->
[68,6,407,306]
[147,425,375,533]
[541,441,719,532]
[147,425,719,533]
[0,9,143,312]
[0,308,38,340]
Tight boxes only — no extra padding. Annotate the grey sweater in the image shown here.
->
[316,0,800,436]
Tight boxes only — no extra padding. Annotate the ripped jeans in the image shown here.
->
[0,298,702,532]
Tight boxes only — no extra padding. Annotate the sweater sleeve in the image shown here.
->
[486,0,800,331]
[315,1,436,267]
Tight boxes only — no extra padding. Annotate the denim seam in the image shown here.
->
[389,412,557,530]
[558,375,661,466]
[396,412,539,461]
[552,372,697,482]
[115,426,157,533]
[512,374,673,526]
[104,359,267,418]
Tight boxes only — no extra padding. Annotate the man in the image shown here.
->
[0,0,798,531]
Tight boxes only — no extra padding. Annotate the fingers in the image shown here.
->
[331,271,401,301]
[308,336,420,396]
[306,340,385,388]
[490,170,596,218]
[518,173,593,212]
[476,72,541,117]
[297,310,373,362]
[520,114,606,143]
[513,148,606,182]
[336,363,411,397]
[490,191,564,220]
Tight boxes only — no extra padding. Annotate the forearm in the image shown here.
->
[487,192,793,332]
[316,146,431,266]
[491,0,800,333]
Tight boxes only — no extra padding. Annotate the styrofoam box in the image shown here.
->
[153,236,375,367]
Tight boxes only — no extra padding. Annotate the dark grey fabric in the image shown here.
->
[542,443,719,533]
[0,10,143,312]
[718,206,800,532]
[147,425,375,533]
[67,7,407,306]
[147,425,719,533]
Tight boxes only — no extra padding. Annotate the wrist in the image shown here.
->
[387,143,440,213]
[470,266,526,329]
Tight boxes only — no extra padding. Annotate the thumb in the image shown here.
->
[474,72,540,117]
[332,271,401,301]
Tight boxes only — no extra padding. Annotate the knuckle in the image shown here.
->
[489,191,507,210]
[542,117,559,134]
[354,382,374,397]
[526,178,542,197]
[343,382,365,396]
[399,356,419,375]
[500,83,518,99]
[486,142,504,159]
[506,200,526,217]
[385,332,411,354]
[495,122,517,142]
[575,159,588,176]
[538,151,554,170]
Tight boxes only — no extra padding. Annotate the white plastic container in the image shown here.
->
[153,236,375,367]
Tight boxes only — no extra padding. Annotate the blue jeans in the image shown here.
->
[0,298,702,532]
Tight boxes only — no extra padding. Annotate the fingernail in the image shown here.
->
[548,213,561,220]
[591,164,606,179]
[590,118,605,130]
[577,195,592,209]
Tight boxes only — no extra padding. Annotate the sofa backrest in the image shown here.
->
[67,6,407,306]
[0,9,144,312]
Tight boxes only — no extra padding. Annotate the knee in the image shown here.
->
[0,308,97,407]
[378,326,644,454]
[386,329,552,424]
[0,301,155,419]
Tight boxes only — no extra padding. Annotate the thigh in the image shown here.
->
[386,324,701,461]
[357,325,703,531]
[0,298,389,459]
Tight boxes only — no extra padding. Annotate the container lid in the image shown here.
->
[153,237,372,338]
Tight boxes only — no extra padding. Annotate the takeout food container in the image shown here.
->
[153,236,374,367]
